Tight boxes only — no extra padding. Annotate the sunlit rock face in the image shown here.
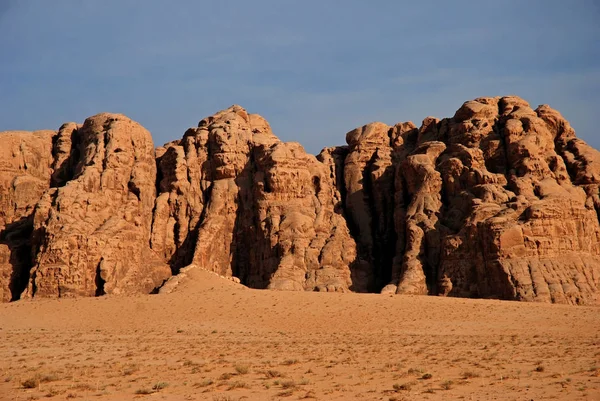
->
[1,96,599,304]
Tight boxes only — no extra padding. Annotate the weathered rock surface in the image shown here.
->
[151,106,357,292]
[1,96,599,304]
[328,96,600,304]
[0,130,56,302]
[24,114,171,298]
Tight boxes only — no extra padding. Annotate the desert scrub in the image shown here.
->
[280,380,296,389]
[234,363,250,374]
[441,380,454,390]
[194,378,214,388]
[152,382,168,391]
[21,372,60,389]
[219,372,234,380]
[265,369,283,378]
[21,378,38,389]
[122,364,139,376]
[227,381,250,390]
[393,382,414,391]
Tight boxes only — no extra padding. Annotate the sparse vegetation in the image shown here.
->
[280,380,296,389]
[152,381,168,391]
[393,382,413,391]
[234,363,250,374]
[122,364,139,376]
[219,372,234,380]
[265,369,283,378]
[441,380,454,390]
[22,378,38,389]
[462,371,480,379]
[195,378,214,387]
[227,381,250,390]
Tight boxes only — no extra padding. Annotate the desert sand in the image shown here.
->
[1,268,598,401]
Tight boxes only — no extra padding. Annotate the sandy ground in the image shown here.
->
[0,268,599,401]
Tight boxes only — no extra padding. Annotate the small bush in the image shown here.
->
[227,381,250,390]
[462,371,480,379]
[234,364,250,375]
[195,378,214,387]
[123,364,139,376]
[219,372,233,380]
[22,378,38,389]
[277,389,295,397]
[421,373,433,380]
[393,382,412,391]
[152,382,168,391]
[441,380,454,390]
[265,370,282,378]
[280,380,296,389]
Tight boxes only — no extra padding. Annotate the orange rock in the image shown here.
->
[24,113,171,298]
[152,106,357,291]
[0,129,56,302]
[1,96,599,304]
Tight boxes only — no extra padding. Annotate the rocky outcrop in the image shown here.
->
[330,96,600,304]
[1,96,599,304]
[0,130,56,302]
[151,106,357,292]
[24,114,171,298]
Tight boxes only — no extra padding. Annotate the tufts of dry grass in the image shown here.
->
[234,363,250,375]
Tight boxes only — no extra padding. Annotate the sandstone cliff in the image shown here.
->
[326,96,600,304]
[0,130,56,302]
[151,106,357,292]
[1,96,599,304]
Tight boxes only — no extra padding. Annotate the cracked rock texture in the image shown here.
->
[23,114,171,298]
[151,106,357,292]
[330,96,600,304]
[1,96,599,304]
[0,130,56,302]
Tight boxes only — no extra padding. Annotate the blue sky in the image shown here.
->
[1,0,599,154]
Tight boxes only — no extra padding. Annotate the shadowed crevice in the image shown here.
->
[0,216,34,301]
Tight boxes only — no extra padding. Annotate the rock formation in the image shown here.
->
[328,96,600,304]
[1,96,599,304]
[151,106,357,292]
[0,130,56,302]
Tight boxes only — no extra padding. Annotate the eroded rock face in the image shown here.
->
[24,114,171,298]
[1,96,599,304]
[0,130,56,302]
[330,96,600,304]
[151,106,357,292]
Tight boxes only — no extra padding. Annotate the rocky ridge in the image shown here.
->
[1,96,599,304]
